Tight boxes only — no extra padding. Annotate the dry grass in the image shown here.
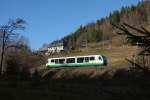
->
[41,45,138,78]
[41,35,139,78]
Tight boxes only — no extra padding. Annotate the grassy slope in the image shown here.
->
[41,35,138,78]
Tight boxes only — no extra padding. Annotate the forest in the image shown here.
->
[42,0,150,49]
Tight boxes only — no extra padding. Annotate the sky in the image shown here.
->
[0,0,141,50]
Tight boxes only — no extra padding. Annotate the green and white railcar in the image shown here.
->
[46,55,107,68]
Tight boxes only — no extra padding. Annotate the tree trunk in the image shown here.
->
[0,30,6,75]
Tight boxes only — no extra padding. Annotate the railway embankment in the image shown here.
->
[40,45,138,79]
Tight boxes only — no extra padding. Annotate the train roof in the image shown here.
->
[48,55,102,59]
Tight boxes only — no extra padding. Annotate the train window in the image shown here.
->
[55,59,59,64]
[66,58,75,63]
[90,57,95,61]
[59,59,65,64]
[99,56,102,60]
[51,59,54,63]
[85,57,89,62]
[77,57,84,63]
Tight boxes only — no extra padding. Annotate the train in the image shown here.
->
[46,55,107,68]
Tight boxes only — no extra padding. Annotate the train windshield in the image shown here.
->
[102,56,107,61]
[102,56,107,65]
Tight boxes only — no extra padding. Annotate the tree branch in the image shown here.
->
[125,58,150,72]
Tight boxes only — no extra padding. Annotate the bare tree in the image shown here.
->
[0,18,26,75]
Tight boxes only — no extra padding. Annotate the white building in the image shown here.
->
[39,41,69,55]
[47,42,64,53]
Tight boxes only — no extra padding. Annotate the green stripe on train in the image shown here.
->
[47,62,104,68]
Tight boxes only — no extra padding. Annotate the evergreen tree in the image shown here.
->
[112,22,150,73]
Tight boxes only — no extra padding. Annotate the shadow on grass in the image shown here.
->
[0,67,150,100]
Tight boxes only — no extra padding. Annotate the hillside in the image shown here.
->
[41,33,139,78]
[40,1,150,52]
[39,1,150,78]
[47,0,150,49]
